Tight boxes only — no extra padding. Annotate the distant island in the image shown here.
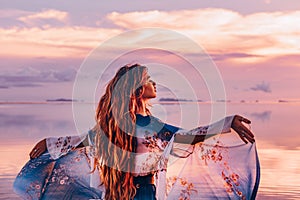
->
[278,99,289,103]
[216,99,231,103]
[38,98,299,104]
[46,98,77,102]
[159,98,193,102]
[158,98,232,102]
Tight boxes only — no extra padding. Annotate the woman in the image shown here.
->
[14,64,259,200]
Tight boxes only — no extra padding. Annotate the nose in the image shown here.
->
[149,80,156,86]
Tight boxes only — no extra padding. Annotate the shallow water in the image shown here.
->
[1,102,299,199]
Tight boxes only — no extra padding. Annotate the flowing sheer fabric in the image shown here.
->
[13,115,260,200]
[13,133,105,200]
[164,134,260,199]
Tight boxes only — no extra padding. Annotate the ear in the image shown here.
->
[135,86,144,97]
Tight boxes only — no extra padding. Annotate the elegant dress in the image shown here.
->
[13,115,260,200]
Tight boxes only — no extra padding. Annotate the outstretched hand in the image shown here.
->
[29,139,47,159]
[231,115,255,144]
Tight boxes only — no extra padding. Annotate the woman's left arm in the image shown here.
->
[231,115,255,144]
[174,115,255,144]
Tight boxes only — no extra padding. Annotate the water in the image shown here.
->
[1,102,299,199]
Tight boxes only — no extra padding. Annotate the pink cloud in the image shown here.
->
[0,26,122,57]
[17,9,69,25]
[0,9,32,19]
[107,8,300,62]
[1,8,300,63]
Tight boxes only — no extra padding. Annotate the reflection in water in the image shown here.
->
[1,102,300,199]
[0,112,75,142]
[0,113,36,127]
[255,146,300,199]
[249,111,272,122]
[0,104,78,143]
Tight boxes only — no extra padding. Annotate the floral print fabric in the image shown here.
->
[13,147,104,199]
[13,115,260,199]
[166,136,260,199]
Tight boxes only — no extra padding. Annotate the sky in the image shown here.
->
[1,0,300,102]
[2,3,300,198]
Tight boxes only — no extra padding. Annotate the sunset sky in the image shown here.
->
[1,2,300,198]
[1,0,300,102]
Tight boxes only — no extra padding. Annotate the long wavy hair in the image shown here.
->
[93,64,149,200]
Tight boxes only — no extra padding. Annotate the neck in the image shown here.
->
[135,100,148,116]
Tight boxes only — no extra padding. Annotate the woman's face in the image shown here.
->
[142,75,156,99]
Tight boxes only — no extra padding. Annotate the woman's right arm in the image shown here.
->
[29,133,88,160]
[29,138,46,159]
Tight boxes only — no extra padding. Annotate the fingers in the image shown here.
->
[241,130,255,143]
[238,132,248,144]
[242,118,251,125]
[29,139,46,159]
[239,125,255,144]
[30,146,40,159]
[240,117,254,138]
[238,115,251,124]
[29,142,45,159]
[240,122,254,138]
[234,115,255,144]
